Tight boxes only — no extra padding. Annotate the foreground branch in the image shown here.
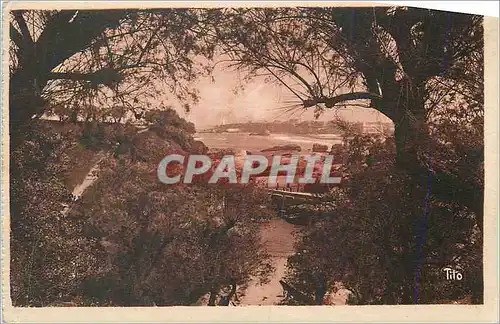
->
[303,92,383,108]
[48,68,123,87]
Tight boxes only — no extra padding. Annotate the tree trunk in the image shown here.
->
[314,287,326,305]
[227,281,237,303]
[208,288,218,306]
[332,8,484,230]
[9,67,48,149]
[394,115,484,232]
[314,276,327,305]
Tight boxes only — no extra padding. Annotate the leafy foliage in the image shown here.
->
[10,123,104,306]
[283,130,482,305]
[73,129,274,306]
[10,107,275,306]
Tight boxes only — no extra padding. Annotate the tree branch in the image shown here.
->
[303,92,382,108]
[9,23,24,48]
[36,10,126,73]
[12,11,33,45]
[135,25,162,67]
[48,71,94,81]
[48,68,123,87]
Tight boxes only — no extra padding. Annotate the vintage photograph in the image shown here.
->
[4,2,489,311]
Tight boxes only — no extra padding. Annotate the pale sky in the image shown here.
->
[173,65,391,130]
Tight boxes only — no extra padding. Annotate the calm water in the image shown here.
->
[194,132,342,152]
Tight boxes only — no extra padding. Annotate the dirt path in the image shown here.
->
[61,152,106,216]
[239,257,289,305]
[239,219,350,306]
[239,219,298,305]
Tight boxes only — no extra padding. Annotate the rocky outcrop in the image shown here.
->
[208,148,236,158]
[330,144,345,164]
[330,143,343,152]
[249,130,271,136]
[261,144,301,152]
[312,143,328,152]
[191,140,209,154]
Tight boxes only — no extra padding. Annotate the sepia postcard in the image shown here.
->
[1,1,499,322]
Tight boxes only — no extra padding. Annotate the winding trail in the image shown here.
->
[239,219,350,306]
[239,219,298,305]
[61,152,107,216]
